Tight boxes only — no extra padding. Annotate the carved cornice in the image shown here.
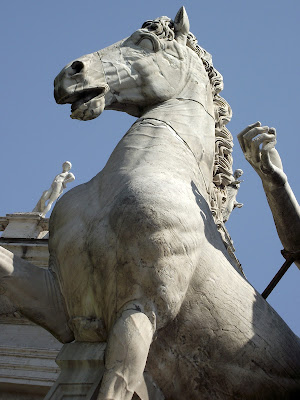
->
[0,345,60,387]
[0,217,9,232]
[0,238,49,268]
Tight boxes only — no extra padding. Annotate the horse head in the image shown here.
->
[54,7,221,122]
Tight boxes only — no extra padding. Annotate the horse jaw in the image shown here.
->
[70,91,107,121]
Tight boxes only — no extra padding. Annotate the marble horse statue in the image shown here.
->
[1,7,300,399]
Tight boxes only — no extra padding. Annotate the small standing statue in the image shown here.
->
[33,161,75,217]
[222,169,244,222]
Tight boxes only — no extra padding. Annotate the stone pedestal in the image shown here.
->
[44,342,106,400]
[1,213,49,239]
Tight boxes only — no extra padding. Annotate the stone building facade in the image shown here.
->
[0,214,62,399]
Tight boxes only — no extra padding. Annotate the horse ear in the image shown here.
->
[174,6,190,45]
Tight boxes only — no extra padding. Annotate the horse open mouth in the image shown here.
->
[70,88,105,112]
[60,86,109,121]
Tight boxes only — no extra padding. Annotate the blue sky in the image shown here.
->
[1,1,299,334]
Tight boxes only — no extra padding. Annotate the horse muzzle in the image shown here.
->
[54,53,109,121]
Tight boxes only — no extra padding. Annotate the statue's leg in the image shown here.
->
[0,246,74,343]
[41,189,61,216]
[32,189,50,212]
[40,189,50,210]
[97,305,155,400]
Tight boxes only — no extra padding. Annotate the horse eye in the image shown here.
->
[149,23,157,31]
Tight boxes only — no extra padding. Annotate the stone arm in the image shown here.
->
[62,172,75,189]
[238,122,300,267]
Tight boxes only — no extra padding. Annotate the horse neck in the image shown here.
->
[140,97,216,192]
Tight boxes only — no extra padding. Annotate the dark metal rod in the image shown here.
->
[261,258,294,299]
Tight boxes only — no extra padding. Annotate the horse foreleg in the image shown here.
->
[0,245,74,343]
[97,306,155,400]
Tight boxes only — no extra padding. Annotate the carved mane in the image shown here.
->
[141,17,241,270]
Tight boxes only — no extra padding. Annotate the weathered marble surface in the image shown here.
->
[1,7,300,400]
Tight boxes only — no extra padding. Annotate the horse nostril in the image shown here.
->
[71,61,84,74]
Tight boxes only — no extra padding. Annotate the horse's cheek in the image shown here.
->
[132,56,182,100]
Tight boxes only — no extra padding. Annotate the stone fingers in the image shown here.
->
[237,121,261,153]
[237,123,279,170]
[242,126,270,165]
[238,124,287,187]
[261,127,277,151]
[252,130,276,162]
[244,126,270,143]
[252,128,277,173]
